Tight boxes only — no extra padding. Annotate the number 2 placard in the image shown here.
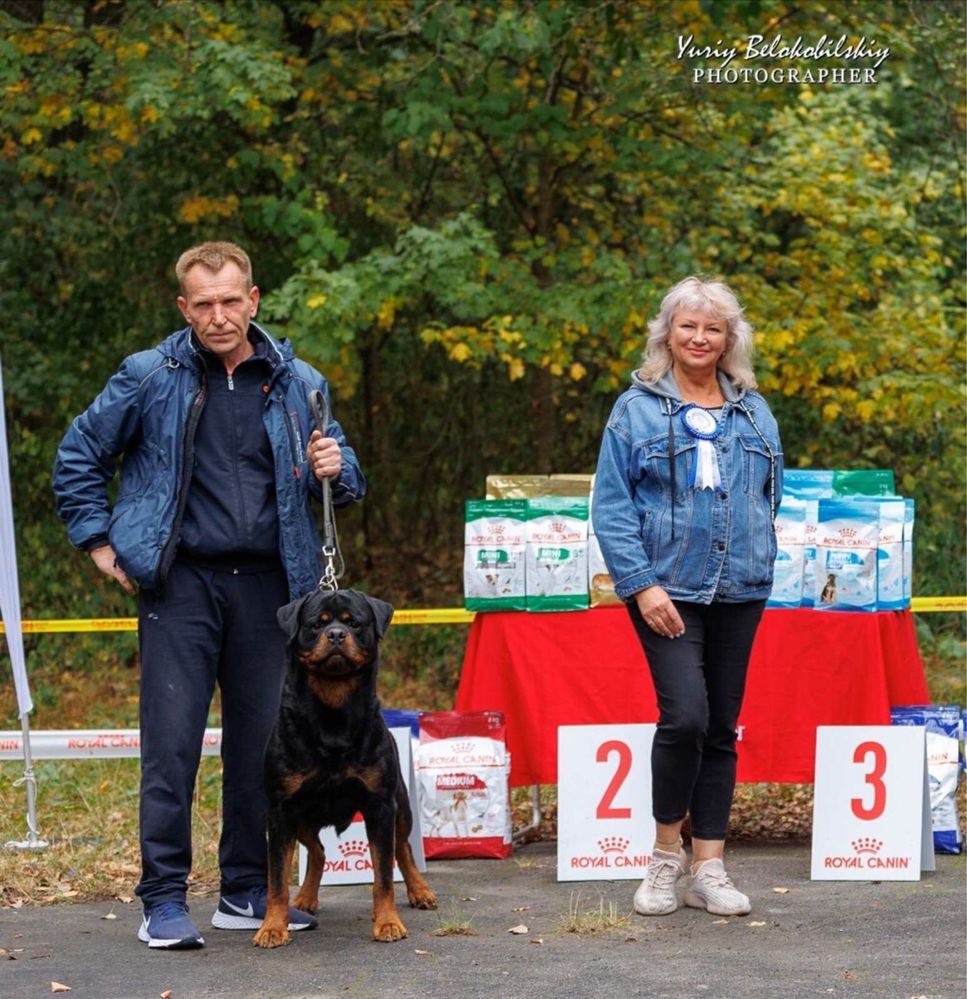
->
[557,724,656,882]
[811,725,934,881]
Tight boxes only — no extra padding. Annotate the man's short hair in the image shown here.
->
[175,241,253,292]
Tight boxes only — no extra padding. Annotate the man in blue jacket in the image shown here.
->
[53,241,366,949]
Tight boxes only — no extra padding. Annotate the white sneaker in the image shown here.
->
[633,846,687,916]
[684,858,751,916]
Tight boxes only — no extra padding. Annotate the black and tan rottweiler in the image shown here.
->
[254,588,437,948]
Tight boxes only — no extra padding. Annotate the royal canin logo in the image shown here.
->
[597,836,630,855]
[838,527,858,538]
[822,836,908,870]
[338,839,369,858]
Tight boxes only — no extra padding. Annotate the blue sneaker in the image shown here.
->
[138,901,205,949]
[210,884,318,931]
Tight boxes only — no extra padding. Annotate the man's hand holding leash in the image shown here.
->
[307,431,342,481]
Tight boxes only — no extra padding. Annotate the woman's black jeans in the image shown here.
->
[628,598,766,841]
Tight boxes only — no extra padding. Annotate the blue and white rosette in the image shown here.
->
[680,404,722,490]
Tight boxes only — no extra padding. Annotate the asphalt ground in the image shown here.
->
[2,841,964,999]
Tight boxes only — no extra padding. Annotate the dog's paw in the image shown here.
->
[372,916,407,942]
[253,925,292,949]
[291,891,319,915]
[407,886,438,910]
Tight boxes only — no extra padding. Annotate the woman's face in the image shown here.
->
[668,308,728,380]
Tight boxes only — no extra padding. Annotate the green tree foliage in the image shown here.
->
[0,0,962,626]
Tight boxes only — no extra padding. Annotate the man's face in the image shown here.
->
[177,261,260,369]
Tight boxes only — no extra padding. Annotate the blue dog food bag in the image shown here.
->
[783,469,834,499]
[902,498,915,605]
[814,499,879,612]
[767,499,806,609]
[874,498,906,611]
[891,705,963,854]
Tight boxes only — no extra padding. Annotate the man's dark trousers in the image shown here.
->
[135,560,289,906]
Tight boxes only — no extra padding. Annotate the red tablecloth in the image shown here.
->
[455,607,929,786]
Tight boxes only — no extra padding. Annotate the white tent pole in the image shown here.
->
[0,353,46,850]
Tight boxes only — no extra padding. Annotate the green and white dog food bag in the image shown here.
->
[525,496,589,611]
[463,500,527,611]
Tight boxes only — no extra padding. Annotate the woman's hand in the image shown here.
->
[634,585,685,638]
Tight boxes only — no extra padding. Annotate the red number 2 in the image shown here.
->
[596,740,632,819]
[850,740,887,820]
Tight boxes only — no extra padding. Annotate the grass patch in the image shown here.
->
[431,904,477,936]
[559,893,633,935]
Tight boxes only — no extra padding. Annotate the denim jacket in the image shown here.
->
[53,323,365,598]
[592,371,783,604]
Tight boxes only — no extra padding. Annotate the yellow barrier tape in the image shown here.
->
[910,596,967,613]
[2,609,476,634]
[1,600,962,635]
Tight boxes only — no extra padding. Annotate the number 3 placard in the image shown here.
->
[811,725,934,881]
[557,724,656,882]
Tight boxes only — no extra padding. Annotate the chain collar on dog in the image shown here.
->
[309,389,345,591]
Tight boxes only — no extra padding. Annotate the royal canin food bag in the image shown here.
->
[415,711,512,859]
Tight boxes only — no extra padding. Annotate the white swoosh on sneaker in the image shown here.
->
[222,899,255,918]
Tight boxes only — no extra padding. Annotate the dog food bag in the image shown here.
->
[782,469,834,500]
[814,499,879,612]
[486,475,550,499]
[767,499,806,608]
[525,496,589,611]
[833,468,897,497]
[891,705,962,854]
[902,498,915,604]
[783,472,830,607]
[464,500,527,611]
[548,473,593,497]
[801,499,820,608]
[415,711,512,860]
[588,477,619,607]
[873,498,905,610]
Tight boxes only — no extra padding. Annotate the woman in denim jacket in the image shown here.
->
[592,276,782,919]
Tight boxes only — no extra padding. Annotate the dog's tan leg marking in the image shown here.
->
[253,838,296,948]
[292,826,324,914]
[368,838,407,942]
[395,809,436,910]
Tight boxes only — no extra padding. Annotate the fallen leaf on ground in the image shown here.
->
[414,949,430,956]
[51,984,71,994]
[101,912,117,921]
[508,924,528,934]
[748,921,767,927]
[530,938,544,945]
[772,887,790,894]
[460,896,477,902]
[117,895,134,904]
[512,906,529,912]
[712,918,729,924]
[160,991,173,998]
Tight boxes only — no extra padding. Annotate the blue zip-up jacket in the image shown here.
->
[592,370,782,604]
[52,323,365,598]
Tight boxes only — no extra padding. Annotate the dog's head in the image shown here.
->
[277,588,393,680]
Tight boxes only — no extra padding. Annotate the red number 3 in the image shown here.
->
[596,740,632,819]
[851,740,887,820]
